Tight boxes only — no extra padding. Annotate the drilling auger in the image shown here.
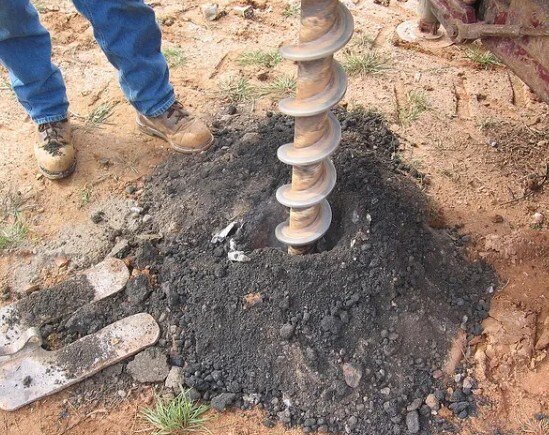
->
[276,0,354,255]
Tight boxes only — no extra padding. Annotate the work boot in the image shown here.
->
[136,102,214,154]
[35,120,76,180]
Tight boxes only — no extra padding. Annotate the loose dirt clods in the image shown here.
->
[122,110,496,434]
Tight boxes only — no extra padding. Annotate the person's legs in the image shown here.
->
[0,1,75,179]
[71,0,212,153]
[71,0,175,117]
[0,0,69,124]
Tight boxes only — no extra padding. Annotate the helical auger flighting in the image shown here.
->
[276,0,354,255]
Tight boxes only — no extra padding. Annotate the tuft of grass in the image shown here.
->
[141,391,211,435]
[79,186,92,207]
[477,117,497,131]
[399,90,429,125]
[219,76,255,103]
[520,415,548,434]
[238,50,282,69]
[0,221,28,250]
[464,47,502,69]
[343,50,390,76]
[87,102,117,125]
[353,34,375,50]
[163,47,187,68]
[257,74,296,99]
[283,2,300,17]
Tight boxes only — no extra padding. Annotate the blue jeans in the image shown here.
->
[0,0,175,125]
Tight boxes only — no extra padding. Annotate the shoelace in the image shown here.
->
[39,122,64,141]
[165,102,190,123]
[39,122,66,156]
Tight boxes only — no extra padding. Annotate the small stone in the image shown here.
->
[241,132,260,145]
[107,239,129,258]
[462,376,475,390]
[407,398,423,411]
[532,212,544,225]
[262,419,275,428]
[342,362,362,388]
[164,366,185,391]
[491,214,504,223]
[211,393,236,411]
[202,3,219,21]
[127,347,170,383]
[449,401,469,414]
[425,394,440,411]
[406,410,420,434]
[279,323,295,340]
[55,256,70,268]
[449,389,466,403]
[125,185,137,194]
[380,387,391,396]
[187,388,202,402]
[91,211,104,224]
[142,214,152,224]
[432,369,443,379]
[226,105,237,115]
[23,284,40,294]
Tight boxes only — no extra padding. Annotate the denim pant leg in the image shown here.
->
[71,0,175,117]
[0,1,69,124]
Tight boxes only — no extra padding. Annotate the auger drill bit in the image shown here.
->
[276,0,354,255]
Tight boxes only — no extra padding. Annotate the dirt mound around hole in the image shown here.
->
[131,110,496,434]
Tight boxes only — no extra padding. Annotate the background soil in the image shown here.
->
[0,0,547,434]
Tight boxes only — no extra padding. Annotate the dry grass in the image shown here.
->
[163,47,187,68]
[399,90,429,125]
[343,50,390,76]
[218,76,255,103]
[238,50,281,68]
[257,74,296,99]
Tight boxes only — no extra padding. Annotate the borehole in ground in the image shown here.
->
[46,109,497,434]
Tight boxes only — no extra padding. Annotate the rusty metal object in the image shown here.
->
[418,0,441,35]
[427,0,549,103]
[276,0,354,255]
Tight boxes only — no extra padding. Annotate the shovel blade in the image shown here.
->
[0,313,159,411]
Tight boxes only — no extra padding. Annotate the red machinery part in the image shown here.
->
[428,0,549,103]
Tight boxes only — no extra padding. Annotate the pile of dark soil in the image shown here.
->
[43,109,495,432]
[127,109,496,434]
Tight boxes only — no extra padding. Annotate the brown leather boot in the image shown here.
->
[35,120,77,180]
[136,102,213,154]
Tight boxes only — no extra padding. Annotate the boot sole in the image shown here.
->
[136,118,214,154]
[39,159,77,180]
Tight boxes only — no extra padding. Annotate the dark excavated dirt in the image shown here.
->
[133,110,495,434]
[45,109,495,433]
[15,275,94,326]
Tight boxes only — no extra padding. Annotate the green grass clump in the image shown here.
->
[464,47,502,69]
[0,221,28,250]
[238,50,282,69]
[163,47,187,68]
[352,34,375,50]
[399,90,429,125]
[257,74,296,99]
[283,2,300,17]
[141,391,211,435]
[87,102,117,125]
[343,50,390,76]
[219,76,255,103]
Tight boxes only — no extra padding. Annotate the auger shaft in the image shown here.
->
[276,0,354,255]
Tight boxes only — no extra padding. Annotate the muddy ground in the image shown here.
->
[0,0,547,434]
